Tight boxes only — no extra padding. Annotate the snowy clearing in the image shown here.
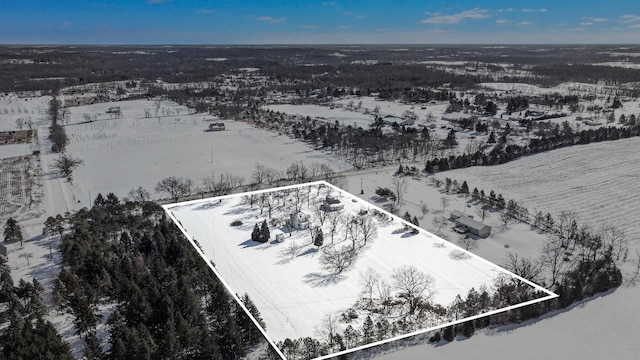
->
[61,99,351,203]
[164,181,555,359]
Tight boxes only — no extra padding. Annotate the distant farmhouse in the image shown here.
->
[450,210,491,238]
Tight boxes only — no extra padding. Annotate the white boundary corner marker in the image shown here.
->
[162,180,558,360]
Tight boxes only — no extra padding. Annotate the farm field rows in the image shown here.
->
[443,137,640,245]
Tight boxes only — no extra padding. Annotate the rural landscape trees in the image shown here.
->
[52,153,84,182]
[2,44,639,360]
[155,176,192,202]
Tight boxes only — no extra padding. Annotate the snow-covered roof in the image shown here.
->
[456,215,490,231]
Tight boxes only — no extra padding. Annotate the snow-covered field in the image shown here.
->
[443,137,640,245]
[265,104,377,130]
[164,182,554,359]
[350,136,640,360]
[62,99,351,203]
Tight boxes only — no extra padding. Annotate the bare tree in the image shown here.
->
[599,224,629,263]
[359,267,380,305]
[251,163,269,186]
[458,235,477,251]
[346,216,363,251]
[420,201,429,219]
[19,252,33,267]
[52,153,84,182]
[504,251,543,284]
[500,211,513,229]
[541,235,568,286]
[326,211,341,244]
[128,186,150,202]
[626,250,640,287]
[391,176,408,205]
[315,312,339,351]
[320,245,357,275]
[359,214,378,246]
[286,240,300,259]
[392,265,436,314]
[155,176,192,203]
[376,279,393,314]
[476,205,488,222]
[432,215,447,233]
[242,193,258,209]
[440,197,450,212]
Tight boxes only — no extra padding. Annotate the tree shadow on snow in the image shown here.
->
[298,247,318,257]
[192,201,223,211]
[401,232,418,238]
[238,239,268,248]
[449,249,470,260]
[303,272,344,287]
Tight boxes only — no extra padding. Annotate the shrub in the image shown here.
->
[230,220,242,227]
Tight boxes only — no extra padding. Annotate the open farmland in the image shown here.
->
[62,99,351,202]
[165,182,555,359]
[443,137,640,244]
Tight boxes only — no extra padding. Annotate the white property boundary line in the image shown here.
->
[163,180,558,360]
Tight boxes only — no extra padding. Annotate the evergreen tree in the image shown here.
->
[444,129,458,148]
[442,325,455,342]
[93,193,106,207]
[83,332,103,360]
[259,220,270,243]
[411,216,420,234]
[237,293,266,345]
[251,224,261,242]
[459,180,469,195]
[3,217,23,247]
[487,131,496,143]
[362,316,374,343]
[314,228,324,248]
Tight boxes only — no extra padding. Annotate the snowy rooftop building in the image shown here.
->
[455,215,491,238]
[290,211,310,229]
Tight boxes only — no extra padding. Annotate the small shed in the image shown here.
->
[0,243,7,258]
[455,216,491,238]
[272,229,285,243]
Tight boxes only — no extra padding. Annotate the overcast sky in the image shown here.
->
[1,0,639,44]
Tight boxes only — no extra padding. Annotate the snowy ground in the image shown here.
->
[443,137,640,246]
[348,137,640,360]
[62,99,351,203]
[164,182,554,359]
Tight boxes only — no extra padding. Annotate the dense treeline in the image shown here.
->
[533,64,640,90]
[50,196,266,359]
[4,45,640,93]
[425,121,640,173]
